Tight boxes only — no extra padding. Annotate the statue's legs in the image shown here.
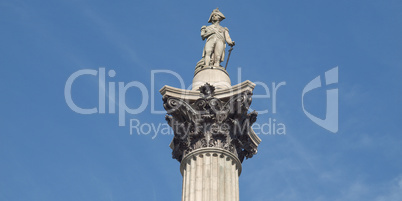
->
[204,40,216,67]
[213,41,224,67]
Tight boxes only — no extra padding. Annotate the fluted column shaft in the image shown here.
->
[180,148,242,201]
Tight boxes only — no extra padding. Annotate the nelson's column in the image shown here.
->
[160,8,261,201]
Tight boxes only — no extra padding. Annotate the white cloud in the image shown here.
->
[375,175,402,201]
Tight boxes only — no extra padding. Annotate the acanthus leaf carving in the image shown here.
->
[163,83,259,163]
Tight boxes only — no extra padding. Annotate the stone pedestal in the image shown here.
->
[180,148,241,201]
[160,81,261,201]
[192,67,231,90]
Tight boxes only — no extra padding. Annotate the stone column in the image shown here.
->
[180,148,241,201]
[160,77,261,201]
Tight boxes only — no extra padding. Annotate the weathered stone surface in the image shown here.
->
[160,82,261,163]
[180,148,241,201]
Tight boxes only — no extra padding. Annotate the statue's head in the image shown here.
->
[208,8,225,23]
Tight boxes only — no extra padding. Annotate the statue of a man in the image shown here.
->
[201,8,235,68]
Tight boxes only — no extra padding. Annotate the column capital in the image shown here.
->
[160,81,261,163]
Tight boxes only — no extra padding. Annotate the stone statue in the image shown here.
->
[201,8,235,68]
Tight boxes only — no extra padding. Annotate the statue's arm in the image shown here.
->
[201,26,213,40]
[224,27,235,46]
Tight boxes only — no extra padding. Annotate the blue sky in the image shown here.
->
[1,0,402,200]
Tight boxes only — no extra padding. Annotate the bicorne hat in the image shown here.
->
[208,8,226,23]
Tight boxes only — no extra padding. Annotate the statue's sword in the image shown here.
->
[225,46,234,70]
